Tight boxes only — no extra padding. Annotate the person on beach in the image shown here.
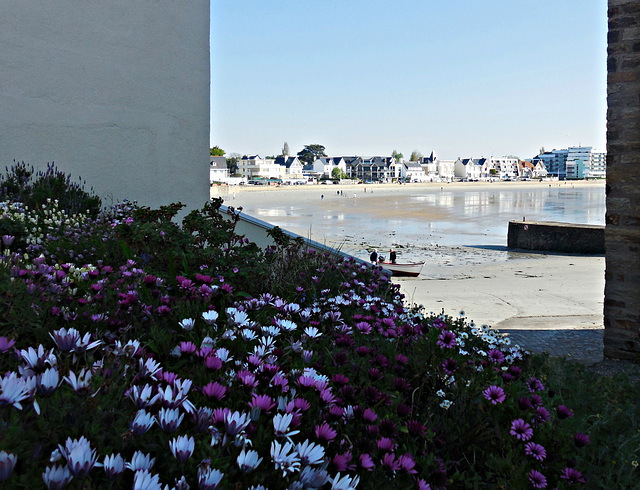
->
[370,249,378,264]
[389,249,396,264]
[321,194,324,200]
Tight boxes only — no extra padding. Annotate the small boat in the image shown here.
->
[378,261,425,277]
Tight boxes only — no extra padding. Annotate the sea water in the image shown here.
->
[240,183,606,263]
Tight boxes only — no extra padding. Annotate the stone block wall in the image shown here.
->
[605,0,640,361]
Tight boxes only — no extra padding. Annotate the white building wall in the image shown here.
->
[0,1,210,212]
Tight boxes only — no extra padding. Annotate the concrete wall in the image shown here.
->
[605,1,640,361]
[220,204,384,273]
[0,0,210,212]
[507,221,605,254]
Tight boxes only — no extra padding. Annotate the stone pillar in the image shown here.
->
[604,0,640,361]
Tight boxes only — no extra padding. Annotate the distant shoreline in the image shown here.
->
[213,179,605,196]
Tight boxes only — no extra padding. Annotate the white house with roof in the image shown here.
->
[454,158,482,180]
[312,157,347,179]
[401,160,427,182]
[238,155,284,180]
[274,156,304,181]
[421,151,439,181]
[210,156,229,183]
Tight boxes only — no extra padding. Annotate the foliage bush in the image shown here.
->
[1,165,638,489]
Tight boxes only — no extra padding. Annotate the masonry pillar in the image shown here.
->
[604,0,640,361]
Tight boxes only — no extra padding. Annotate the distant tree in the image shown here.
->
[210,146,225,156]
[505,155,520,160]
[392,150,404,161]
[539,147,546,154]
[410,150,422,162]
[331,167,347,180]
[282,142,290,157]
[297,144,327,165]
[226,152,241,175]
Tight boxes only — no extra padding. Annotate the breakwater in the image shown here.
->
[507,220,605,254]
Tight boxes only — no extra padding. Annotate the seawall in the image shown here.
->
[507,221,605,254]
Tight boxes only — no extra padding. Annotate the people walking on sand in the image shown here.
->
[321,194,324,200]
[389,248,397,264]
[370,249,378,264]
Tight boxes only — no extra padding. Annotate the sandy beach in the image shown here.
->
[214,181,605,331]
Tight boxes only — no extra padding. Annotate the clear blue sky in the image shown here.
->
[210,1,607,160]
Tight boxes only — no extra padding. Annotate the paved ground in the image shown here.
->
[494,314,604,365]
[499,327,604,365]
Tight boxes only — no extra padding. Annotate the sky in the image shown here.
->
[210,1,607,161]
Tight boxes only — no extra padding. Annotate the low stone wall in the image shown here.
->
[507,221,605,254]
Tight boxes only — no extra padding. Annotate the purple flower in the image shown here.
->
[574,432,590,448]
[406,420,426,436]
[483,385,506,405]
[397,453,417,474]
[510,419,533,441]
[532,406,551,426]
[0,337,16,353]
[359,453,375,471]
[527,377,545,393]
[528,469,547,488]
[380,452,401,472]
[487,349,505,363]
[557,404,574,419]
[436,330,456,349]
[524,442,547,461]
[442,358,458,374]
[315,422,337,443]
[249,394,276,413]
[560,467,586,484]
[202,382,227,400]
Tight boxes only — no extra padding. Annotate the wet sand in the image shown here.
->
[216,181,605,330]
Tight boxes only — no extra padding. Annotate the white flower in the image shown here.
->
[436,389,445,397]
[225,411,251,436]
[63,368,92,393]
[179,318,196,332]
[58,436,97,478]
[202,310,219,326]
[297,440,325,465]
[102,453,125,479]
[271,440,301,476]
[131,409,156,436]
[198,467,224,489]
[440,400,453,410]
[237,449,263,473]
[331,472,360,489]
[0,372,32,410]
[0,451,17,482]
[158,407,184,434]
[273,412,300,440]
[127,451,156,471]
[42,464,72,489]
[303,326,322,339]
[240,329,257,342]
[133,469,162,490]
[169,435,195,463]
